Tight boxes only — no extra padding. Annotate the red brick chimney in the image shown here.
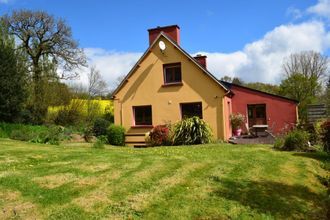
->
[148,25,180,45]
[194,54,207,69]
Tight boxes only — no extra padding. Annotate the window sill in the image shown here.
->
[131,125,154,128]
[162,82,183,87]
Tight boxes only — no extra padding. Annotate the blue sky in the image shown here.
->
[1,0,330,87]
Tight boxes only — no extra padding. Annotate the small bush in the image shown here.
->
[93,118,110,137]
[149,125,171,146]
[304,121,324,145]
[54,99,84,126]
[282,129,310,151]
[0,127,6,138]
[30,126,63,145]
[103,105,114,123]
[0,122,48,138]
[321,120,330,153]
[92,135,108,149]
[83,126,94,143]
[10,129,37,141]
[107,124,125,146]
[173,117,213,145]
[273,136,285,150]
[230,113,245,130]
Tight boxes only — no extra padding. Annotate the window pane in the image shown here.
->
[181,102,202,119]
[256,106,265,118]
[164,64,182,83]
[134,106,152,125]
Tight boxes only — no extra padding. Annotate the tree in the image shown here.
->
[280,73,317,122]
[220,75,233,83]
[86,66,108,122]
[280,51,328,122]
[87,66,108,98]
[232,77,244,85]
[3,10,86,123]
[283,51,328,82]
[326,76,330,117]
[245,82,280,95]
[0,21,27,122]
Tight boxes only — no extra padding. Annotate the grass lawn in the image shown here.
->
[0,139,329,219]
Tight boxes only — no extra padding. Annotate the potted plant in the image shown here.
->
[230,113,245,136]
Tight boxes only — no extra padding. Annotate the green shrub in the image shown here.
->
[10,128,37,141]
[54,99,84,126]
[92,135,108,149]
[273,136,285,150]
[107,124,125,146]
[304,121,324,145]
[83,126,94,143]
[282,129,310,151]
[103,112,114,124]
[173,117,213,145]
[321,120,330,153]
[0,127,6,138]
[93,118,110,137]
[30,126,63,145]
[0,122,48,138]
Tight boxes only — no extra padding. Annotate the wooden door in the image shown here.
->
[247,104,267,127]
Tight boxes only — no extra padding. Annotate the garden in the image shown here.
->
[0,138,329,219]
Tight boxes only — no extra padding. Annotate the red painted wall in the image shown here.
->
[230,85,298,134]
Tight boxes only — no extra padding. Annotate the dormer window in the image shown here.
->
[163,63,182,84]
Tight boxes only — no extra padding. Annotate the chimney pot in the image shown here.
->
[194,55,207,69]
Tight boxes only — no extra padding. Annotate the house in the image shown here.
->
[111,25,298,146]
[221,81,298,134]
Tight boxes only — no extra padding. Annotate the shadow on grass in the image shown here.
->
[292,152,330,163]
[210,177,327,219]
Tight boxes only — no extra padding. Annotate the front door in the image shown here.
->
[247,104,267,127]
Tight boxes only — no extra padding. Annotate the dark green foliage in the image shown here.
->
[83,126,94,143]
[149,125,171,146]
[10,129,37,141]
[0,21,27,122]
[321,120,330,153]
[304,121,323,145]
[30,126,64,145]
[280,73,320,123]
[54,99,84,126]
[0,122,48,138]
[173,116,213,145]
[245,82,280,95]
[46,81,72,106]
[273,137,285,150]
[92,135,108,149]
[93,118,110,137]
[282,129,310,151]
[326,77,330,117]
[107,124,125,146]
[103,111,114,124]
[6,124,64,145]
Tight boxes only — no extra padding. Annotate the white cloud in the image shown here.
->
[307,0,330,19]
[75,48,141,90]
[196,21,330,83]
[78,20,330,87]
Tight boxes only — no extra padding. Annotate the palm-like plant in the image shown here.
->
[173,116,213,145]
